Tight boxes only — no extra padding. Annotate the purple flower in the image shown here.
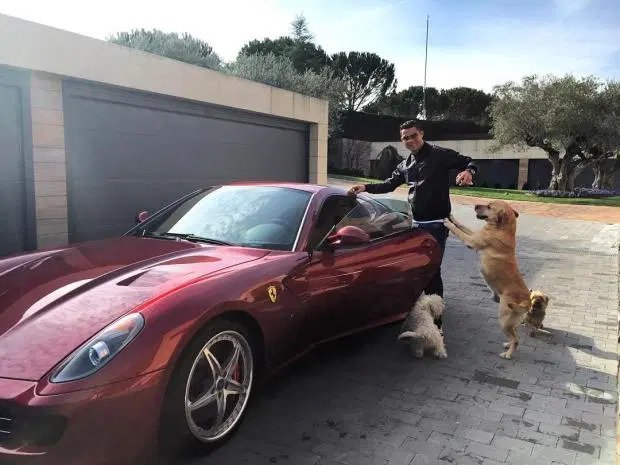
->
[533,188,617,198]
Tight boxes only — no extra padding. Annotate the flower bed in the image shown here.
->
[533,188,619,198]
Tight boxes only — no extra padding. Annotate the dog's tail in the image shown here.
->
[398,331,419,341]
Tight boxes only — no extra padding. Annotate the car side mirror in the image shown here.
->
[327,225,370,247]
[135,210,149,224]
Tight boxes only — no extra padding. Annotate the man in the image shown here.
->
[348,119,477,331]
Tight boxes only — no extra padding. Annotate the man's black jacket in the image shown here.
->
[364,142,478,221]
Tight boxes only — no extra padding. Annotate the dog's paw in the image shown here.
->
[499,351,512,359]
[414,349,424,358]
[434,350,447,359]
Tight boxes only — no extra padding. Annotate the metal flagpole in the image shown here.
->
[422,14,429,120]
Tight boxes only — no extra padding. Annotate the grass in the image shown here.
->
[330,174,620,207]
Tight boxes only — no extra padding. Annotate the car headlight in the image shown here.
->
[51,313,144,383]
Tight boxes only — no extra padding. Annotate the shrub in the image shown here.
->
[227,53,345,135]
[329,167,366,177]
[109,29,222,70]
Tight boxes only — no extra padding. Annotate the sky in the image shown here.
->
[1,0,618,93]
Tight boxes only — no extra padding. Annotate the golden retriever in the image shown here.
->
[444,200,533,359]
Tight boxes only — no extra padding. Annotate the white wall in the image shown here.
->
[370,139,548,160]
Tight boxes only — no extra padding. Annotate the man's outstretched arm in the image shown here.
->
[348,166,405,195]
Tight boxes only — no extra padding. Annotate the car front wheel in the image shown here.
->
[159,319,255,457]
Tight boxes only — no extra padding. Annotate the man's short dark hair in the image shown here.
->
[399,119,424,131]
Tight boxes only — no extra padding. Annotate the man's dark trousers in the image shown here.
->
[415,222,449,328]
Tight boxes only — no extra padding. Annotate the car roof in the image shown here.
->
[225,181,342,194]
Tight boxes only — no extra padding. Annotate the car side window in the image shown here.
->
[308,195,356,250]
[337,197,412,240]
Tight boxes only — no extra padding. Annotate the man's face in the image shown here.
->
[400,126,424,152]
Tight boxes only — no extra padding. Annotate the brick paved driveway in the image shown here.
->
[188,200,619,465]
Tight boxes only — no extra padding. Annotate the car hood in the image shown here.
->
[0,237,270,381]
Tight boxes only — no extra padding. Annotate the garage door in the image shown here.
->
[63,79,309,243]
[0,69,31,257]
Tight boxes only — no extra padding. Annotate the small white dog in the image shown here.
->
[398,293,447,359]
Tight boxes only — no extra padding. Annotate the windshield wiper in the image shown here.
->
[139,230,178,241]
[156,232,233,246]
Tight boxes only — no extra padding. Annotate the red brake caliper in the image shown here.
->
[232,360,241,383]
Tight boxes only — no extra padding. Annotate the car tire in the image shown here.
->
[158,319,255,459]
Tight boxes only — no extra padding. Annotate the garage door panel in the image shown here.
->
[71,126,305,181]
[64,80,309,243]
[68,180,200,240]
[0,81,27,256]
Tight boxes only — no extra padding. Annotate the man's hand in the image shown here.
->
[348,184,365,196]
[455,170,473,186]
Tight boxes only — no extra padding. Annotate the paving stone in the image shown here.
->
[465,442,509,462]
[488,401,525,417]
[492,435,535,454]
[410,455,435,465]
[454,427,495,444]
[531,444,578,465]
[400,437,443,458]
[559,439,600,456]
[386,449,415,465]
[505,450,535,464]
[524,409,563,426]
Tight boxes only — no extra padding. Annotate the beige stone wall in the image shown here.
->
[370,139,548,160]
[29,72,68,248]
[309,122,329,185]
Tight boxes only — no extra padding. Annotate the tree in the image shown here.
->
[330,51,396,111]
[367,85,492,123]
[227,53,345,135]
[439,87,493,125]
[239,37,330,74]
[366,85,443,118]
[238,16,330,73]
[240,37,294,59]
[291,14,313,42]
[489,74,619,191]
[108,29,221,70]
[587,82,620,189]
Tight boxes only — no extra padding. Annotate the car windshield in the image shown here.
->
[135,186,312,251]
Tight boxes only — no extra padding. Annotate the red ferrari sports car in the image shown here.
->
[0,183,441,465]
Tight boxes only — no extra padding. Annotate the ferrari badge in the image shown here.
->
[267,285,277,303]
